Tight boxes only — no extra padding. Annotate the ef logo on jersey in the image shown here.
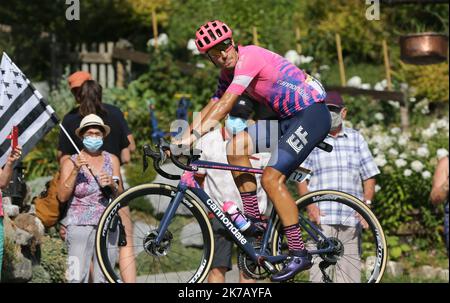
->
[287,125,308,154]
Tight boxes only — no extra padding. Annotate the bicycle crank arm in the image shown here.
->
[257,257,277,274]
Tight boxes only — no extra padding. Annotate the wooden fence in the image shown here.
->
[68,41,151,88]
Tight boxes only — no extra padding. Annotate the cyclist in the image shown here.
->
[173,20,331,282]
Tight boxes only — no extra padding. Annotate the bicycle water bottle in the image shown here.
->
[222,201,251,232]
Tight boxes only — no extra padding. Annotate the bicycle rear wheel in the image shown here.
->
[271,190,387,283]
[95,183,214,283]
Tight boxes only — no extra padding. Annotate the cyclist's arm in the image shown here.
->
[180,92,239,145]
[191,98,218,139]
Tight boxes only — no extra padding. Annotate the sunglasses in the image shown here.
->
[207,39,234,57]
[327,105,343,113]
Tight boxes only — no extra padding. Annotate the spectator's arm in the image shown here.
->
[110,154,124,195]
[127,134,136,153]
[430,157,449,206]
[296,180,309,197]
[57,158,78,202]
[363,178,376,201]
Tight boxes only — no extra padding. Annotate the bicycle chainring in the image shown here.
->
[237,243,271,280]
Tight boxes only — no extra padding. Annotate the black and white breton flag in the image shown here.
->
[0,52,59,167]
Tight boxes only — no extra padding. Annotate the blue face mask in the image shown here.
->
[83,136,103,153]
[225,116,247,134]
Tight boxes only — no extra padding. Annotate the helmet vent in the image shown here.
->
[222,26,229,33]
[216,29,222,37]
[207,29,216,41]
[204,37,210,44]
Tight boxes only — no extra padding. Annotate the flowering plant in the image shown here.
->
[353,116,449,248]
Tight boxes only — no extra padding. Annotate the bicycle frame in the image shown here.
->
[153,159,337,271]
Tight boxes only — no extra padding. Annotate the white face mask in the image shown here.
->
[330,112,343,130]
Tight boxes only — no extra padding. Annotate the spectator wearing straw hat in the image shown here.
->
[57,114,125,283]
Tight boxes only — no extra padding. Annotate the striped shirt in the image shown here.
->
[212,45,326,118]
[301,126,380,226]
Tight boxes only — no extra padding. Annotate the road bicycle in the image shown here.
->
[95,140,387,283]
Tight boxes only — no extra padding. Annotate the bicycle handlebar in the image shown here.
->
[143,139,198,180]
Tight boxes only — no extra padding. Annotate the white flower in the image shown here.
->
[187,39,200,55]
[409,97,416,103]
[285,50,301,65]
[416,146,430,158]
[399,153,408,159]
[389,148,399,157]
[347,76,362,88]
[148,33,169,48]
[422,171,431,179]
[375,113,384,121]
[375,185,381,192]
[403,169,412,177]
[300,55,314,64]
[196,62,205,69]
[361,83,371,90]
[421,128,438,140]
[398,135,409,146]
[390,127,401,135]
[395,159,407,168]
[388,100,400,109]
[374,82,384,91]
[344,120,353,129]
[411,160,424,172]
[436,119,449,129]
[420,105,430,115]
[372,147,380,155]
[437,148,449,159]
[319,65,330,71]
[374,155,387,167]
[313,73,321,80]
[400,83,409,91]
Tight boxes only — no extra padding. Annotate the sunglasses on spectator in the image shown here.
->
[327,105,343,113]
[207,39,234,57]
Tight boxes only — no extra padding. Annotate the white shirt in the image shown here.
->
[194,128,271,215]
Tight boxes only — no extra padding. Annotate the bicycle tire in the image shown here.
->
[95,183,214,283]
[270,190,387,283]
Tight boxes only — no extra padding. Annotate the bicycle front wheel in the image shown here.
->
[95,183,214,283]
[271,190,387,283]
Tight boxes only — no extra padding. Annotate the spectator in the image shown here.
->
[430,156,449,255]
[58,72,136,282]
[57,114,124,283]
[297,91,380,283]
[0,146,22,279]
[194,96,271,283]
[58,71,135,165]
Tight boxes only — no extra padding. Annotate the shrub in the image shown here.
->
[39,234,67,283]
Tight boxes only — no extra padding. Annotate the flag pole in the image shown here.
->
[58,123,81,154]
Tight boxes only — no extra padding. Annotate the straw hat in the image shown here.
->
[75,114,111,138]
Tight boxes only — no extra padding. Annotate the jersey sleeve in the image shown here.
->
[225,52,267,95]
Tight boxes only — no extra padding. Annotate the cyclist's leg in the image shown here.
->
[226,130,263,221]
[263,102,331,281]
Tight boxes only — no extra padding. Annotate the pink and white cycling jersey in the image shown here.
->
[212,45,326,118]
